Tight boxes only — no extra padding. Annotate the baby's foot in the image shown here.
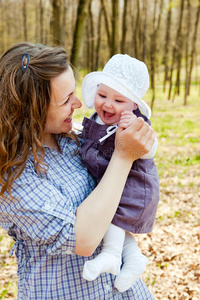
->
[83,251,121,281]
[114,253,148,292]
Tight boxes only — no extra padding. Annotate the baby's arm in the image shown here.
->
[118,111,137,129]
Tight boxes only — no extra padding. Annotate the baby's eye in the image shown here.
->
[115,100,123,103]
[99,93,106,98]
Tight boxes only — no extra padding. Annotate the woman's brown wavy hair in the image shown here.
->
[0,42,79,197]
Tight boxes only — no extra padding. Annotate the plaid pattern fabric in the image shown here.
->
[0,136,155,299]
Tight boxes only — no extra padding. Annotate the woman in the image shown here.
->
[0,42,155,299]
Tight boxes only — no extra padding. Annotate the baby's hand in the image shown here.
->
[118,111,137,129]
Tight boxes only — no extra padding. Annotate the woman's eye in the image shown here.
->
[64,98,70,105]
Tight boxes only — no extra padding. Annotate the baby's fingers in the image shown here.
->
[121,110,135,117]
[119,119,133,129]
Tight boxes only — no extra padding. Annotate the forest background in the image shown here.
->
[0,0,200,299]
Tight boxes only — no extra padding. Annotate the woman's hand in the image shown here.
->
[115,117,155,162]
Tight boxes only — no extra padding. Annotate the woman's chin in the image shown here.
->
[62,122,72,133]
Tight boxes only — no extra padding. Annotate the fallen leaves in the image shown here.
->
[136,160,200,300]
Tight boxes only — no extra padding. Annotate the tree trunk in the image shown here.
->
[22,0,28,40]
[142,0,147,62]
[121,0,129,54]
[188,0,200,95]
[86,21,90,70]
[133,0,140,58]
[61,0,68,46]
[168,0,184,100]
[184,0,191,105]
[50,0,61,45]
[111,0,119,56]
[100,0,111,52]
[70,0,91,69]
[39,0,44,43]
[95,6,103,70]
[163,0,172,93]
[88,1,95,71]
[150,0,164,111]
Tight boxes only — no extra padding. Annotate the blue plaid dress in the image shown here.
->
[0,135,155,299]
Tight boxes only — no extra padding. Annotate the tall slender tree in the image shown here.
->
[163,0,172,93]
[111,0,119,56]
[88,0,95,71]
[168,0,184,100]
[142,0,148,62]
[50,0,61,45]
[150,0,164,111]
[100,0,111,53]
[133,0,141,58]
[184,0,191,105]
[22,0,28,40]
[121,0,129,54]
[95,5,103,69]
[187,0,200,96]
[39,0,44,43]
[70,0,91,68]
[61,0,68,46]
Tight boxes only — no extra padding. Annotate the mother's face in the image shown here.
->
[43,67,82,136]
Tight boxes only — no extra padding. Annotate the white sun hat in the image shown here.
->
[82,54,151,119]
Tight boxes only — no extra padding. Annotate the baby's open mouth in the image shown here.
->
[104,111,115,118]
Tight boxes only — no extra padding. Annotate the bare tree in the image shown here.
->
[50,0,61,45]
[88,1,95,71]
[150,0,164,111]
[61,0,68,46]
[70,0,91,69]
[39,0,44,43]
[95,5,103,69]
[184,0,191,105]
[100,0,120,57]
[142,0,148,61]
[100,0,111,53]
[22,0,28,40]
[163,0,172,93]
[121,0,129,54]
[111,0,119,56]
[168,0,185,100]
[187,0,200,97]
[133,0,141,58]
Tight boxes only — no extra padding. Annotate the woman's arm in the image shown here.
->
[74,117,155,256]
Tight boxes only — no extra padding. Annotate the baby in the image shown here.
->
[80,54,159,292]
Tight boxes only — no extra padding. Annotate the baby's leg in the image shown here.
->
[83,223,125,281]
[114,231,148,292]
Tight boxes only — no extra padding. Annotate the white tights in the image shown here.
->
[82,224,148,292]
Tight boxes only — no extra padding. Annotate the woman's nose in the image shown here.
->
[72,95,82,109]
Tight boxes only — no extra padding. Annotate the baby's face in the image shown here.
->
[94,84,136,125]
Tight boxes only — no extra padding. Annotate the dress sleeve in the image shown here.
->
[3,169,77,255]
[141,136,158,159]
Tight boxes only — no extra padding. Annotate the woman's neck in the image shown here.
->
[42,133,59,151]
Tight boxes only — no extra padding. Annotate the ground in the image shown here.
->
[0,88,200,299]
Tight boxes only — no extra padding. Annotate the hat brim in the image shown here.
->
[82,71,151,119]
